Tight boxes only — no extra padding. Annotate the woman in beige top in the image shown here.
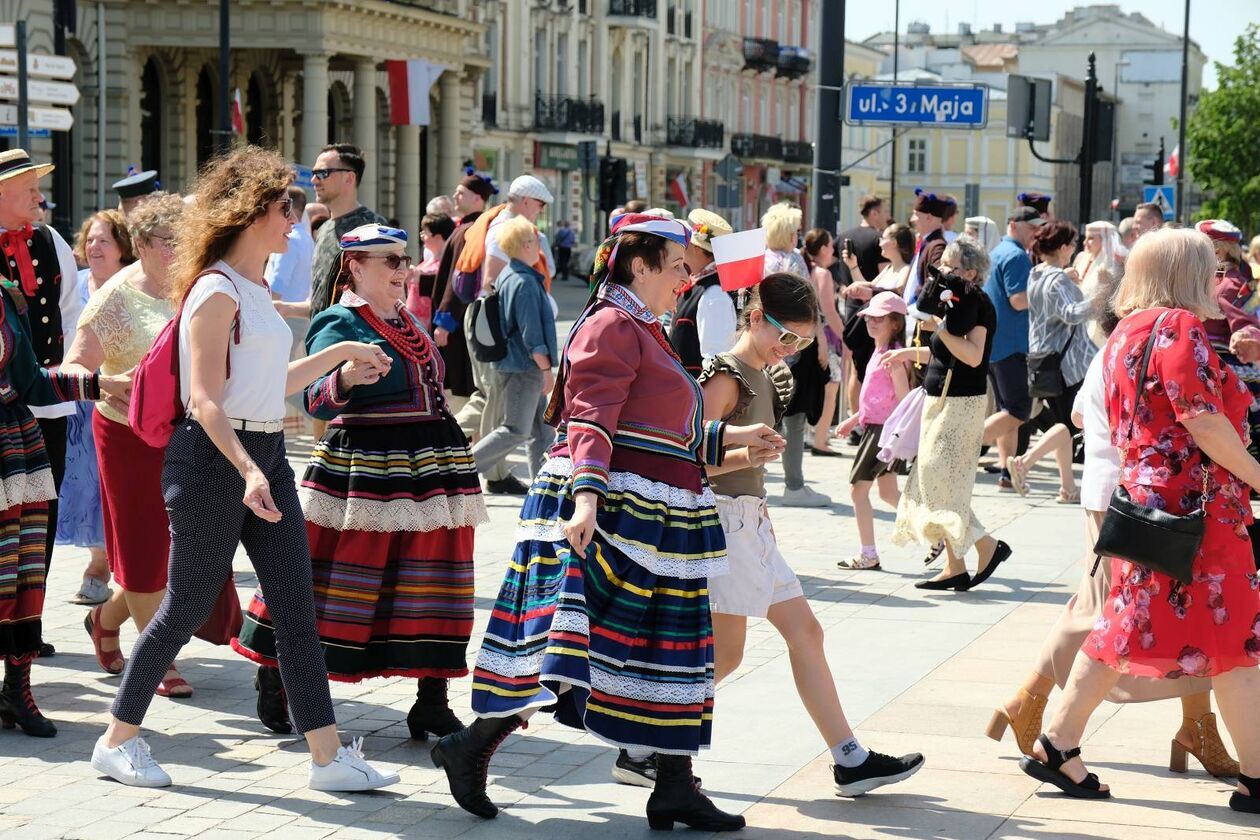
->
[62,194,190,697]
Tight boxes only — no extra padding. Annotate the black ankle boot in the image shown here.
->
[254,665,292,734]
[0,655,55,738]
[646,754,744,832]
[1231,773,1260,813]
[408,677,465,741]
[431,715,525,819]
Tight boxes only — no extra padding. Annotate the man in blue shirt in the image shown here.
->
[982,206,1042,488]
[552,219,576,281]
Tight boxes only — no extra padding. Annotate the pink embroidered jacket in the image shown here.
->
[550,284,725,498]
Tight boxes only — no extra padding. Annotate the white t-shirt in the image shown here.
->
[1073,351,1121,512]
[179,262,293,422]
[485,210,556,284]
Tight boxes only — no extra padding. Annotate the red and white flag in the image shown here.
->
[668,172,689,209]
[1165,144,1180,179]
[711,228,768,292]
[385,59,445,126]
[231,88,245,136]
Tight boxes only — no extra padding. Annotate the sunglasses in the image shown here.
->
[270,197,294,217]
[762,312,814,351]
[357,254,412,271]
[311,167,354,180]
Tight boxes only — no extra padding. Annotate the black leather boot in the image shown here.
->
[646,754,744,832]
[431,715,525,819]
[0,655,55,738]
[253,665,292,734]
[408,677,465,741]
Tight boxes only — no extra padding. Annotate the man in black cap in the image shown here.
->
[112,169,160,217]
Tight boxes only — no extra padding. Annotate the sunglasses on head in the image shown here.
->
[356,253,412,271]
[762,311,813,351]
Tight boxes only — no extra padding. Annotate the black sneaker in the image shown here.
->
[612,749,656,787]
[485,475,530,495]
[833,751,925,796]
[37,642,54,659]
[845,430,862,446]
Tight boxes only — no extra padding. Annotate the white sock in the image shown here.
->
[831,737,869,768]
[624,747,653,760]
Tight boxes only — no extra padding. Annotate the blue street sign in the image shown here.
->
[1143,184,1176,220]
[0,126,50,138]
[845,82,989,129]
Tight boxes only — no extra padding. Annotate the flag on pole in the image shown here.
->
[1165,144,1180,180]
[385,59,446,126]
[668,172,689,209]
[231,88,245,136]
[711,228,767,292]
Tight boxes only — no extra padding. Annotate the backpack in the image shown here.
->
[468,286,507,363]
[129,270,241,449]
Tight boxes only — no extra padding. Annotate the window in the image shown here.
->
[556,33,568,96]
[534,29,547,94]
[907,138,927,174]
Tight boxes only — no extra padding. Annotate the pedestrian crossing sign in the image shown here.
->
[1143,185,1176,220]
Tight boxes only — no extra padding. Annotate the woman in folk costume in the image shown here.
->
[431,214,783,831]
[234,225,487,738]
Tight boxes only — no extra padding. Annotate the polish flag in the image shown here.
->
[668,172,689,209]
[231,88,245,136]
[386,59,444,126]
[1166,144,1180,179]
[711,228,768,292]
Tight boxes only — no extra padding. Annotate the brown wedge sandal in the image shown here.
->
[1170,712,1239,779]
[986,688,1048,757]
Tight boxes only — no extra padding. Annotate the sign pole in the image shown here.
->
[812,0,843,234]
[1078,53,1098,236]
[14,19,26,150]
[1175,0,1190,224]
[216,0,232,153]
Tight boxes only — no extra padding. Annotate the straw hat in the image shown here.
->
[0,149,54,184]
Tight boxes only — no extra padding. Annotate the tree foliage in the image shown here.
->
[1187,25,1260,233]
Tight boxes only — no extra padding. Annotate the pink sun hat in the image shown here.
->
[859,291,908,318]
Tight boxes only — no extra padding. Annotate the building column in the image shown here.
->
[352,58,378,209]
[300,51,330,168]
[438,71,461,196]
[396,124,421,256]
[278,71,296,163]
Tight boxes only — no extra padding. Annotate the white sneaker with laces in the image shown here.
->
[308,737,400,792]
[779,486,832,508]
[91,734,172,787]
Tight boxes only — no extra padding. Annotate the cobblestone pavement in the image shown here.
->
[7,280,1257,838]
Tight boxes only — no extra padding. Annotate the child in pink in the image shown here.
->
[836,292,912,570]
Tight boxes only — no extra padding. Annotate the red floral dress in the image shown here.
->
[1086,307,1260,679]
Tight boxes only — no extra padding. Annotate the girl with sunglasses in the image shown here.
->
[700,272,925,796]
[235,223,487,742]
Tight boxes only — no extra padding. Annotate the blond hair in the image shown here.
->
[170,146,293,304]
[760,202,802,251]
[495,215,538,261]
[73,209,135,267]
[127,192,186,247]
[1113,228,1221,319]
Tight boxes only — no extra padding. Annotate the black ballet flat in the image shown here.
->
[970,540,1011,589]
[914,572,972,591]
[1019,734,1110,799]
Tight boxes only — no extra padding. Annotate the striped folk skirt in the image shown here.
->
[471,458,725,755]
[234,418,487,681]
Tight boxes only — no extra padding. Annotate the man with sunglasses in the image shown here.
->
[306,144,386,321]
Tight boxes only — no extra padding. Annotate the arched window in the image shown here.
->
[140,57,163,174]
[195,65,215,167]
[246,73,265,146]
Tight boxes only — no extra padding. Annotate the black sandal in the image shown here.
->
[922,541,945,566]
[1231,773,1260,813]
[1019,735,1110,799]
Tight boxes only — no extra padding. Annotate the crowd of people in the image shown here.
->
[0,136,1256,828]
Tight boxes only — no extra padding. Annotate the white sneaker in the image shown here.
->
[91,734,172,787]
[778,486,832,508]
[308,737,400,792]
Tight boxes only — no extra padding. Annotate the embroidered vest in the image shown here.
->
[0,226,63,367]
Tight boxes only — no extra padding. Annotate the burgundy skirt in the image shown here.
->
[95,410,170,593]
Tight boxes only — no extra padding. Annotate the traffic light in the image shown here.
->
[1144,138,1165,186]
[599,157,628,212]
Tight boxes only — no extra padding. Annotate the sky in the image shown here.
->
[844,0,1243,90]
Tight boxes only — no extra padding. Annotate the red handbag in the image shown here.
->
[194,575,244,646]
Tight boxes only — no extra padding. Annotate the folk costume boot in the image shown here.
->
[431,715,526,819]
[254,665,292,734]
[408,677,465,741]
[646,754,745,832]
[0,654,55,737]
[1170,712,1240,779]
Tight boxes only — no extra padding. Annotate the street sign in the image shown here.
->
[1143,185,1176,220]
[0,76,79,106]
[0,51,76,80]
[845,82,989,128]
[1006,75,1051,142]
[715,154,741,183]
[0,126,49,138]
[0,103,73,131]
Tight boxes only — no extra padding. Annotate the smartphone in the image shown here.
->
[844,238,855,256]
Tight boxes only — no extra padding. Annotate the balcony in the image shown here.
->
[609,0,656,17]
[782,140,813,164]
[666,116,724,149]
[535,94,605,135]
[481,92,497,128]
[777,45,813,79]
[731,133,782,161]
[743,37,780,73]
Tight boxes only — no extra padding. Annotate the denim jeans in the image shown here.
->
[471,368,554,480]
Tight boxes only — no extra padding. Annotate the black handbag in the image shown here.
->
[1092,310,1205,586]
[1026,349,1065,399]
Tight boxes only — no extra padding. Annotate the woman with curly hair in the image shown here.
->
[91,146,398,792]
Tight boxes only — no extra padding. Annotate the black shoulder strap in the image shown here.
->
[1125,309,1172,443]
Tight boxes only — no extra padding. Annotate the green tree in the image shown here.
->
[1187,25,1260,233]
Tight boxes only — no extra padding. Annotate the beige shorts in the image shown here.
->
[708,495,804,618]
